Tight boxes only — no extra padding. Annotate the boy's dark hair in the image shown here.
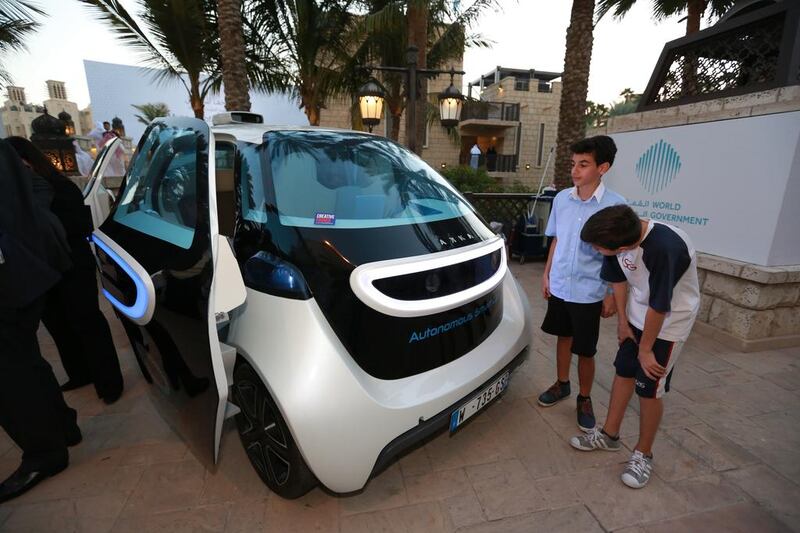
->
[581,205,641,249]
[570,135,617,167]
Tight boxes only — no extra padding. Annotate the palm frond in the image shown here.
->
[76,0,184,83]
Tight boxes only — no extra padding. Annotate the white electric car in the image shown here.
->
[87,112,532,498]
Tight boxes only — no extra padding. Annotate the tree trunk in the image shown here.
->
[554,0,596,190]
[686,0,706,34]
[217,0,251,111]
[305,104,320,126]
[190,78,204,119]
[406,0,428,155]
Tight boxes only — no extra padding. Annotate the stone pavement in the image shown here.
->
[1,261,799,532]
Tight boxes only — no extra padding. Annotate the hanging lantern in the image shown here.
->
[358,79,385,133]
[438,80,464,132]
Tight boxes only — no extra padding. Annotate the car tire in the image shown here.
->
[232,360,317,499]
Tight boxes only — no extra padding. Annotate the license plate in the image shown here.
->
[449,371,510,432]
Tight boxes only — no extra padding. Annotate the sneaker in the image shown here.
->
[576,396,596,432]
[538,381,570,407]
[569,427,621,452]
[621,450,653,489]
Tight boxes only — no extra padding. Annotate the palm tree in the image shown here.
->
[131,102,171,124]
[79,0,283,119]
[248,0,356,126]
[585,100,608,128]
[359,0,500,148]
[553,0,596,189]
[0,1,45,87]
[596,0,735,35]
[217,0,251,111]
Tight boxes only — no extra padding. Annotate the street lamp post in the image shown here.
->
[358,46,465,153]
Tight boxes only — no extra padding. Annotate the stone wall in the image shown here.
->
[591,86,800,351]
[588,86,800,136]
[695,253,800,351]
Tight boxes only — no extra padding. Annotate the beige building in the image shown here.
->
[1,81,91,139]
[319,64,562,189]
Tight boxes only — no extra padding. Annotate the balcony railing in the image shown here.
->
[462,101,520,122]
[458,153,518,172]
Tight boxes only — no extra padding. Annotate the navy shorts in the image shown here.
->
[540,295,602,357]
[613,324,684,399]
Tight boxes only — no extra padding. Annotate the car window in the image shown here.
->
[239,141,269,223]
[245,130,472,229]
[112,123,200,248]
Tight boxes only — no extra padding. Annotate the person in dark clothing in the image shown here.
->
[7,137,124,404]
[0,139,82,503]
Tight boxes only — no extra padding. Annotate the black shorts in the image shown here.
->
[540,295,602,357]
[613,324,684,399]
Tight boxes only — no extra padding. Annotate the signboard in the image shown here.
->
[605,111,800,267]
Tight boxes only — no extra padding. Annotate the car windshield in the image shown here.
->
[243,130,473,229]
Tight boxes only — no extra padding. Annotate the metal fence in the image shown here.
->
[640,2,798,110]
[462,101,521,122]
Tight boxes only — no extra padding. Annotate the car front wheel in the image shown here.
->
[232,360,317,499]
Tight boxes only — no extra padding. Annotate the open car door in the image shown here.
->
[90,117,244,465]
[83,137,129,229]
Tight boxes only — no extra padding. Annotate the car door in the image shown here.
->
[83,137,129,229]
[90,117,242,465]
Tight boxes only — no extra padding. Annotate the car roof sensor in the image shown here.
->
[212,111,264,125]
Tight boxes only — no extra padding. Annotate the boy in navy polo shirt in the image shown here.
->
[570,205,700,489]
[538,136,625,431]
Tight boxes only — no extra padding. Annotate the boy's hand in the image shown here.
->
[617,322,635,345]
[638,348,666,380]
[601,294,616,318]
[541,273,551,299]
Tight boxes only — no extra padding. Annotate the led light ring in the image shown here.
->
[350,237,507,318]
[92,230,156,325]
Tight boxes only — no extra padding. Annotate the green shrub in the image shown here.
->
[441,165,500,193]
[441,166,534,194]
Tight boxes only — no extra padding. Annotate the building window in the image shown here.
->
[423,120,430,148]
[537,123,545,167]
[514,79,530,91]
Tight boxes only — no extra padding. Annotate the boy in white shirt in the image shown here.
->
[569,205,700,489]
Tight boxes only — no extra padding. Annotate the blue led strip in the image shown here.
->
[91,233,153,324]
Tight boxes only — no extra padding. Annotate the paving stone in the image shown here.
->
[455,504,603,533]
[119,459,206,517]
[762,367,800,391]
[265,488,340,533]
[397,445,433,478]
[663,425,759,472]
[112,503,229,533]
[465,458,548,520]
[440,487,487,530]
[669,473,748,514]
[724,464,800,531]
[640,502,791,533]
[222,498,270,533]
[564,463,691,531]
[621,430,713,483]
[405,467,472,505]
[339,463,408,516]
[493,398,628,479]
[0,491,128,533]
[424,413,516,473]
[341,501,448,533]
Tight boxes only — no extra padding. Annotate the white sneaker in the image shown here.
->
[621,450,653,489]
[569,427,621,451]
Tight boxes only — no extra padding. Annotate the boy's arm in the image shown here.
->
[612,281,634,343]
[638,307,667,380]
[542,237,557,299]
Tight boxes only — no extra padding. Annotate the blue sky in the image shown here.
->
[6,1,692,111]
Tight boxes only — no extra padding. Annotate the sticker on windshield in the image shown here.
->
[314,212,336,225]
